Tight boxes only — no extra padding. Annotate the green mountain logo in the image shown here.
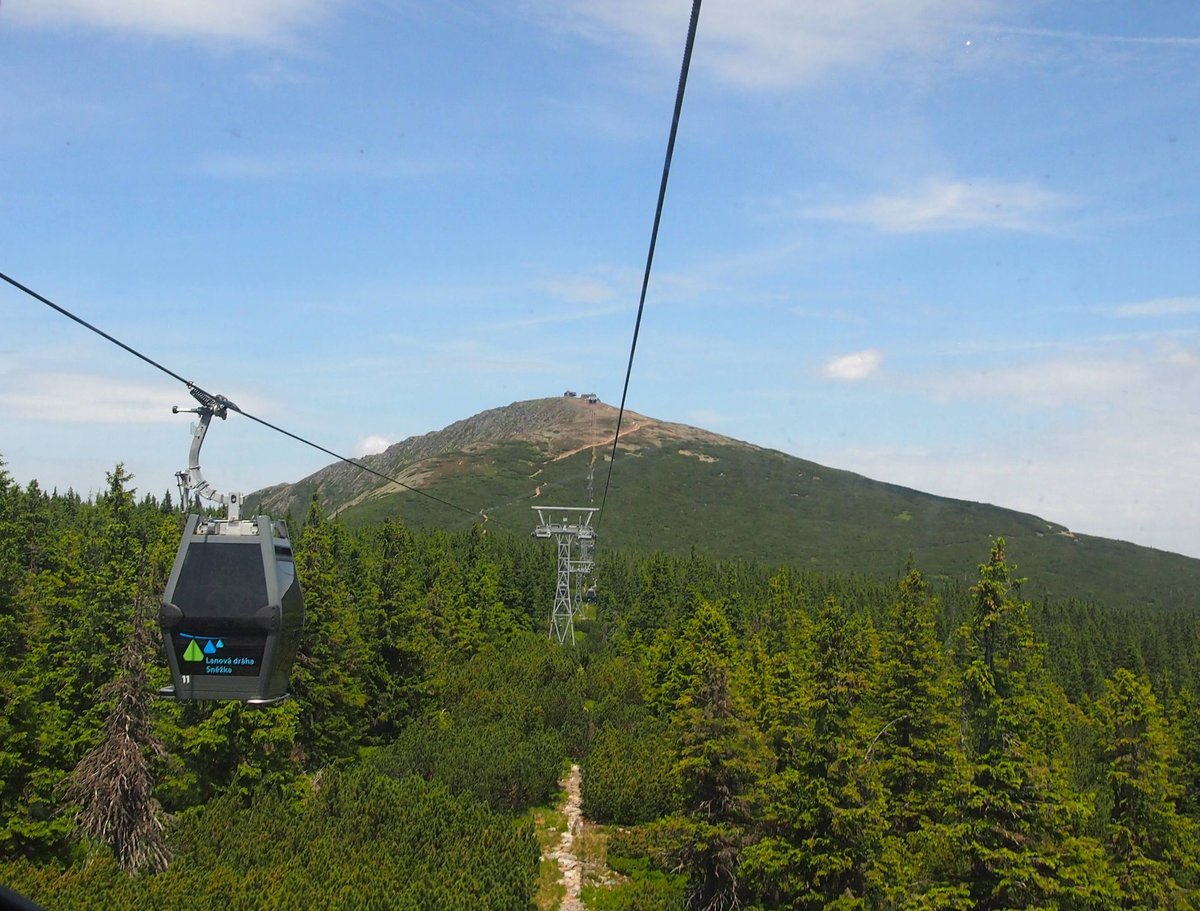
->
[183,640,205,662]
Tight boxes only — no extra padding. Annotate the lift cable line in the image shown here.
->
[596,0,703,531]
[3,0,703,538]
[0,269,485,525]
[1,269,193,388]
[532,0,701,644]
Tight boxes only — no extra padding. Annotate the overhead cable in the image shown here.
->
[0,269,486,524]
[597,0,703,528]
[1,270,193,387]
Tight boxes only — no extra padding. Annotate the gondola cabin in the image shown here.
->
[159,513,304,703]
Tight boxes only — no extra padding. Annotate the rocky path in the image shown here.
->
[548,764,585,911]
[552,421,645,462]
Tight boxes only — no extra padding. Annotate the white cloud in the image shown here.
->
[823,348,883,381]
[926,358,1138,409]
[0,372,180,423]
[829,341,1200,557]
[6,0,331,43]
[806,178,1073,234]
[1114,297,1200,318]
[833,418,1200,559]
[532,0,997,88]
[918,341,1198,410]
[354,435,393,457]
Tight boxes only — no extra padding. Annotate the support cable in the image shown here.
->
[1,270,192,387]
[0,269,485,524]
[596,0,703,530]
[2,0,704,533]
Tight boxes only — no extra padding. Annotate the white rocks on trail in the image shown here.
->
[548,764,584,911]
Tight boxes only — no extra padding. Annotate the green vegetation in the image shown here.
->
[2,767,537,910]
[3,454,1200,909]
[528,803,568,911]
[253,400,1200,614]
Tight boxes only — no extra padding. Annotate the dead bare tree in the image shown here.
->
[64,583,169,874]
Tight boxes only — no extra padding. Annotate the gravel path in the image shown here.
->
[548,764,585,911]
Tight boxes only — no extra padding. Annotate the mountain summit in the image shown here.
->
[252,396,1199,611]
[254,396,749,520]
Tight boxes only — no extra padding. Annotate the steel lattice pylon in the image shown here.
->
[532,506,597,645]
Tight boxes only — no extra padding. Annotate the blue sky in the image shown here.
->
[2,1,1198,558]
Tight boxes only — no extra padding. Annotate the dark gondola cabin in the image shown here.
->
[159,514,304,703]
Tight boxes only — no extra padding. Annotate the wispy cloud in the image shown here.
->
[200,150,459,180]
[919,341,1198,410]
[921,329,1197,359]
[928,359,1134,409]
[484,304,629,332]
[980,25,1200,49]
[529,0,997,88]
[814,343,1200,557]
[0,372,180,423]
[805,178,1074,234]
[6,0,333,44]
[427,341,563,376]
[540,277,618,306]
[823,349,883,381]
[1113,297,1200,318]
[246,59,319,88]
[791,306,869,325]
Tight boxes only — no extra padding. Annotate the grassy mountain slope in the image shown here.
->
[250,397,1200,611]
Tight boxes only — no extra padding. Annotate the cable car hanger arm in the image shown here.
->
[174,385,242,520]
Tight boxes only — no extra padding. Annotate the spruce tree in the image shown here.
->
[361,518,433,740]
[1096,668,1199,908]
[873,566,957,832]
[864,567,970,909]
[955,539,1117,910]
[291,498,368,767]
[741,597,884,911]
[0,463,51,858]
[1171,687,1200,820]
[654,599,767,911]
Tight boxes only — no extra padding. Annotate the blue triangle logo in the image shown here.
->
[203,640,217,655]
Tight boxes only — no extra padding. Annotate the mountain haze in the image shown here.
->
[251,396,1200,611]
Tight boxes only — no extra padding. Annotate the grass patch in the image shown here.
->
[536,857,565,911]
[530,805,568,852]
[526,803,568,911]
[574,825,610,886]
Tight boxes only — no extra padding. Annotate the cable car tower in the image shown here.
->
[532,506,597,645]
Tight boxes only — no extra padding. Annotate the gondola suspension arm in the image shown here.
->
[173,385,242,522]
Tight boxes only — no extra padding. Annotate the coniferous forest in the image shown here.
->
[2,460,1200,909]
